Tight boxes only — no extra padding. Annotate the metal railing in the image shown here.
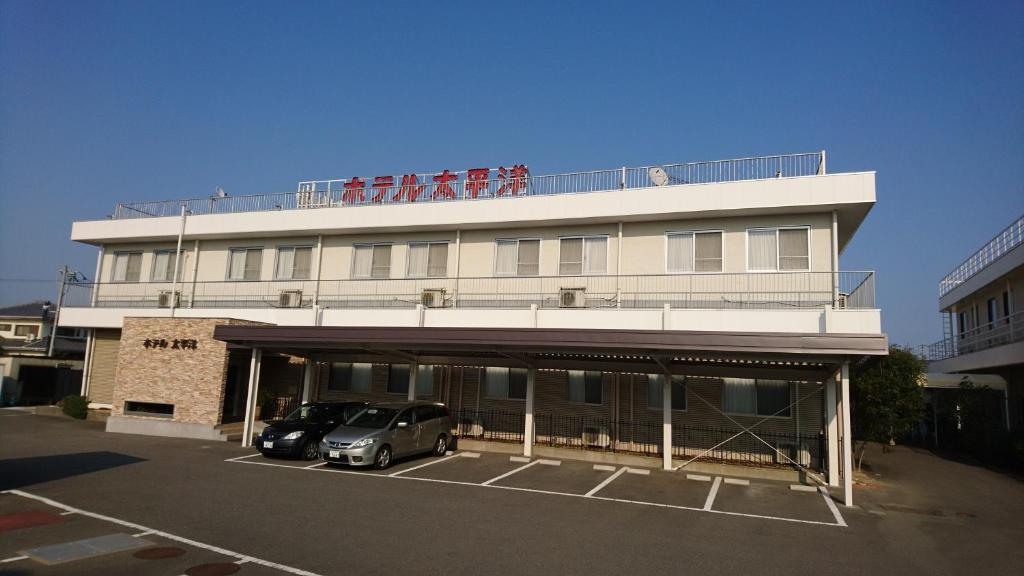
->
[109,152,827,219]
[923,311,1024,361]
[452,409,821,469]
[939,214,1024,298]
[64,271,875,311]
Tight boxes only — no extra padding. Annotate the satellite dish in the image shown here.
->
[648,166,670,186]
[214,187,227,198]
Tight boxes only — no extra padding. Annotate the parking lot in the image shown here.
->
[226,449,847,528]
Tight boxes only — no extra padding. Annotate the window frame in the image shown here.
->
[385,364,433,396]
[664,229,724,274]
[351,243,393,279]
[225,247,264,281]
[567,370,603,405]
[327,362,372,393]
[405,241,450,278]
[482,367,528,401]
[0,323,12,332]
[273,245,314,280]
[493,238,542,277]
[557,235,610,276]
[744,226,811,272]
[150,249,183,282]
[721,378,793,418]
[110,251,143,283]
[646,374,688,411]
[13,324,40,338]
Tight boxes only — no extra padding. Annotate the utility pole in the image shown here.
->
[47,266,68,358]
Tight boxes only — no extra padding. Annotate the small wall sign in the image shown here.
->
[142,338,198,350]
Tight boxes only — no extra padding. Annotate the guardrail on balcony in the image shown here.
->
[64,271,874,311]
[109,151,827,219]
[939,214,1024,298]
[923,311,1024,361]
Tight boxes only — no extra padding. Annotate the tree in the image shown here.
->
[850,346,927,470]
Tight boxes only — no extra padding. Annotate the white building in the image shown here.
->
[60,151,885,505]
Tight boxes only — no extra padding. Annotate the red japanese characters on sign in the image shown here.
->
[335,165,528,205]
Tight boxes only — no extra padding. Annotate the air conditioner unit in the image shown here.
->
[421,289,446,308]
[775,441,810,467]
[278,290,303,308]
[157,290,180,308]
[581,425,611,448]
[836,292,849,309]
[559,287,586,308]
[458,417,484,438]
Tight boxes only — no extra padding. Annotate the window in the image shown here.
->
[568,370,603,404]
[958,311,969,336]
[667,231,723,273]
[483,367,528,400]
[352,244,392,279]
[275,246,312,280]
[1003,291,1012,318]
[14,325,39,338]
[328,362,372,393]
[722,378,791,417]
[124,401,174,418]
[647,375,687,410]
[150,250,183,282]
[559,236,608,275]
[747,227,809,271]
[987,298,998,329]
[495,239,540,276]
[227,248,263,280]
[0,324,11,332]
[386,364,433,396]
[111,252,142,282]
[407,242,448,278]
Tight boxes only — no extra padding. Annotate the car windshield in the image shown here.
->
[345,407,398,429]
[282,405,334,423]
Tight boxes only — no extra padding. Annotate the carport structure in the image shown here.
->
[213,325,887,506]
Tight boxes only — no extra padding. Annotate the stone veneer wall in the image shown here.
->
[112,317,261,426]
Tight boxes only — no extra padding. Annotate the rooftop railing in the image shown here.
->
[110,151,827,220]
[63,270,874,311]
[939,214,1024,298]
[922,310,1023,361]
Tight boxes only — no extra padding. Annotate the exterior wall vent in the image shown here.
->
[559,288,586,308]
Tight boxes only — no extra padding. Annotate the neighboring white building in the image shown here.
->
[60,151,886,505]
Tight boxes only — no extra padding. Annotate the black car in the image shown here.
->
[257,402,366,460]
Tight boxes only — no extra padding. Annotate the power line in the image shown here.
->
[0,278,60,283]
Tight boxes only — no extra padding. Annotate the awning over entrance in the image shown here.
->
[212,325,887,381]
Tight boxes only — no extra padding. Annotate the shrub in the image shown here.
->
[61,395,90,419]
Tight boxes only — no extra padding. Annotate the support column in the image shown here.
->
[840,361,854,506]
[662,376,673,470]
[242,348,262,448]
[300,359,314,404]
[407,361,418,401]
[524,368,536,457]
[825,373,839,487]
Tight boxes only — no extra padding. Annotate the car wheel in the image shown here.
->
[374,445,392,470]
[301,439,319,461]
[433,434,448,456]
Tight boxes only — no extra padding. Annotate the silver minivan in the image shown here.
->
[319,402,452,469]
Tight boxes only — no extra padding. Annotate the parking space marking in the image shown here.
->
[388,454,461,477]
[704,477,722,510]
[1,555,28,564]
[626,468,650,476]
[584,467,628,497]
[59,511,76,516]
[223,457,847,528]
[686,474,712,482]
[2,489,325,575]
[510,456,531,463]
[723,478,749,486]
[224,452,263,462]
[819,487,848,527]
[305,462,328,469]
[460,451,481,458]
[537,459,561,466]
[790,484,818,492]
[593,464,616,472]
[482,460,541,486]
[132,529,157,537]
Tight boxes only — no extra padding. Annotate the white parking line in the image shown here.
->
[59,510,76,515]
[585,467,628,497]
[704,477,722,511]
[2,489,325,575]
[790,484,818,492]
[388,454,461,477]
[223,457,847,527]
[224,452,263,462]
[723,478,749,486]
[686,474,712,482]
[510,456,531,463]
[626,468,650,476]
[592,464,616,472]
[818,486,848,527]
[132,530,157,537]
[0,556,27,564]
[481,459,540,486]
[305,462,328,469]
[460,451,481,458]
[537,459,561,466]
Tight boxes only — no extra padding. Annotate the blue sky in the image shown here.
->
[1,0,1022,346]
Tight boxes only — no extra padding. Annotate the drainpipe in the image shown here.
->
[170,205,187,318]
[91,246,104,307]
[831,210,839,308]
[454,229,461,307]
[617,222,623,308]
[189,239,200,307]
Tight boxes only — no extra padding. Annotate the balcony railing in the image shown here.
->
[923,311,1024,361]
[108,152,827,220]
[64,271,875,311]
[939,214,1024,298]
